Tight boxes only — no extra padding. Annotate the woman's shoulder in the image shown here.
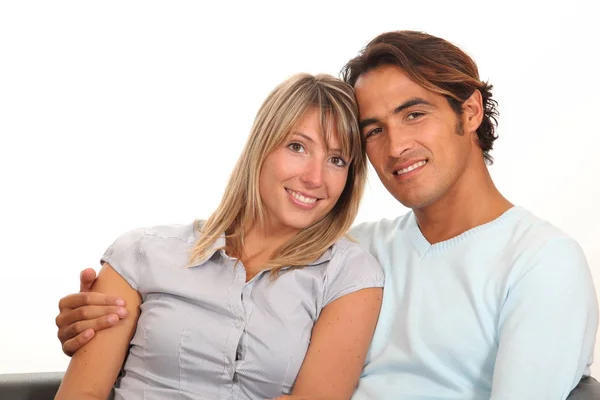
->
[330,235,379,264]
[316,236,385,308]
[104,220,199,261]
[323,236,384,281]
[143,220,200,244]
[101,220,200,289]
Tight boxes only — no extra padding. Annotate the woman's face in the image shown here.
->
[259,108,350,236]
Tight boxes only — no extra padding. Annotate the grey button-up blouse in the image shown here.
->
[101,221,384,400]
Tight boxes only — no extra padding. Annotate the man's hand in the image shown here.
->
[56,268,128,356]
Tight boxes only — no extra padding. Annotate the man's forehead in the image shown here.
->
[355,67,436,115]
[357,66,429,99]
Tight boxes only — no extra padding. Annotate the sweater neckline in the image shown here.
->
[407,206,524,257]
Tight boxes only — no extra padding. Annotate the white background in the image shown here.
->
[1,0,599,378]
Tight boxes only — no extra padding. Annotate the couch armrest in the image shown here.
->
[567,376,600,400]
[0,372,63,400]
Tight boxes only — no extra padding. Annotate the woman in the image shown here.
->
[55,73,384,400]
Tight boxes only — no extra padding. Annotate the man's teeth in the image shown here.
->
[396,160,427,175]
[288,189,317,204]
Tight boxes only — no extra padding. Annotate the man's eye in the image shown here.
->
[365,127,382,139]
[288,143,305,153]
[407,112,424,120]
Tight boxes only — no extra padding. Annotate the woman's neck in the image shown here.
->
[230,222,299,278]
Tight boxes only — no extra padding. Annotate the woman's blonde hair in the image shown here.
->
[190,73,367,275]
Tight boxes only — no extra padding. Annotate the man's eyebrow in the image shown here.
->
[359,117,379,131]
[359,97,434,130]
[393,97,434,114]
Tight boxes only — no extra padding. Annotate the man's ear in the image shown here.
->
[462,90,484,136]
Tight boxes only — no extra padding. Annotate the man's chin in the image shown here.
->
[393,193,437,211]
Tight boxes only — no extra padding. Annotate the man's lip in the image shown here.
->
[391,159,428,177]
[392,159,428,172]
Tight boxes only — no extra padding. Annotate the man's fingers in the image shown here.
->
[58,292,125,311]
[58,314,121,345]
[62,329,95,357]
[79,268,98,292]
[55,305,128,328]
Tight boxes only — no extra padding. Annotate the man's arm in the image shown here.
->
[55,264,141,399]
[56,268,128,355]
[287,287,383,400]
[491,238,599,399]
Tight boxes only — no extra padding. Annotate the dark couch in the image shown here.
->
[0,372,63,400]
[1,372,599,399]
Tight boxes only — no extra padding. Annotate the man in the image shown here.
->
[55,31,598,399]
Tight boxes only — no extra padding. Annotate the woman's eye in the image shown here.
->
[330,156,347,167]
[288,142,305,153]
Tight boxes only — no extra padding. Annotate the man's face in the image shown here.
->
[354,65,476,210]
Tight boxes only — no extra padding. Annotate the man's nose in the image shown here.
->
[387,126,414,159]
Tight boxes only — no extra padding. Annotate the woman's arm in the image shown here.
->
[289,287,383,400]
[55,263,142,400]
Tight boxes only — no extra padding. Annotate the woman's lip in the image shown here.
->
[285,188,320,209]
[285,188,322,200]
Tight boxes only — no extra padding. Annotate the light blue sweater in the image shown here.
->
[350,207,598,399]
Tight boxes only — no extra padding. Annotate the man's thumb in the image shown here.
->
[79,268,97,292]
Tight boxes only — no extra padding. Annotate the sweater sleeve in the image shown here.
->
[491,237,598,399]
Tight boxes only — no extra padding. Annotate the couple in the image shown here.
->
[54,30,598,399]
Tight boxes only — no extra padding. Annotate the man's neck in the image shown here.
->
[413,163,513,244]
